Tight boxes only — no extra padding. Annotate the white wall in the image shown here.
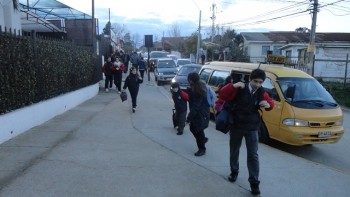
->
[314,48,350,78]
[0,83,99,145]
[0,0,21,32]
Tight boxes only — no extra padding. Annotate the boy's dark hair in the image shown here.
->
[250,69,266,81]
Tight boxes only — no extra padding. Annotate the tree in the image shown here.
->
[102,21,111,36]
[183,32,198,57]
[167,23,181,37]
[123,33,134,53]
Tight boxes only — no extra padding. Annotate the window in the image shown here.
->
[261,46,270,55]
[199,69,212,83]
[208,70,230,86]
[273,46,282,55]
[263,78,280,101]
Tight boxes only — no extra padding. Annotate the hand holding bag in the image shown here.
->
[120,91,127,102]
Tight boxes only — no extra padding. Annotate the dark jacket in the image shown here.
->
[123,73,143,92]
[219,83,274,131]
[172,90,188,113]
[186,84,210,131]
[138,60,146,70]
[103,61,114,76]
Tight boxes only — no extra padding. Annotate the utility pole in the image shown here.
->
[196,11,202,64]
[92,0,95,55]
[307,0,318,76]
[210,3,216,42]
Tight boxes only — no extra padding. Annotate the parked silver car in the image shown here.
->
[154,58,177,86]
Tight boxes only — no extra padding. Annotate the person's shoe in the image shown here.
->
[132,108,136,113]
[250,184,261,195]
[194,149,206,156]
[105,88,109,92]
[117,91,121,94]
[204,137,208,143]
[227,173,238,183]
[176,131,183,135]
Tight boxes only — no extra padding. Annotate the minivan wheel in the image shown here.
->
[259,122,270,144]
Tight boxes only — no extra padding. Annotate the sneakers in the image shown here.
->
[176,131,183,135]
[132,108,136,113]
[250,184,261,195]
[194,149,206,156]
[117,91,121,94]
[105,88,109,92]
[227,173,238,183]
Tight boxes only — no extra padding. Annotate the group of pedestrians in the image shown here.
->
[102,50,145,113]
[171,69,275,196]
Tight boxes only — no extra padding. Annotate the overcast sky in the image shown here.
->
[59,0,350,41]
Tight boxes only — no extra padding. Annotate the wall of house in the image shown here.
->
[244,41,286,63]
[314,47,350,79]
[0,0,21,32]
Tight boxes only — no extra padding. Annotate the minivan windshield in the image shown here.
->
[278,77,337,107]
[158,60,176,68]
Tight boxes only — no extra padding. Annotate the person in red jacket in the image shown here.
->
[219,68,274,196]
[102,57,114,92]
[113,58,125,94]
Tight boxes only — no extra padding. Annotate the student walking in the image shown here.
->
[113,58,125,94]
[219,69,275,195]
[185,72,210,157]
[122,66,143,113]
[102,57,114,92]
[171,82,189,135]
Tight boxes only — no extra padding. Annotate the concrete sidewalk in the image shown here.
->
[0,77,349,197]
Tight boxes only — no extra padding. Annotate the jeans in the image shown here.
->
[104,75,113,89]
[229,128,260,185]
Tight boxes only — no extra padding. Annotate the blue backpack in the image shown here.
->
[206,85,216,107]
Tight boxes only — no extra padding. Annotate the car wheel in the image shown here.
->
[259,122,270,144]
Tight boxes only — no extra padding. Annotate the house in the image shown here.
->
[241,31,350,79]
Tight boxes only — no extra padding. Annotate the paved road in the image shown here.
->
[0,77,349,197]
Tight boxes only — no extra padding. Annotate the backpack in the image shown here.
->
[206,85,216,107]
[130,53,139,64]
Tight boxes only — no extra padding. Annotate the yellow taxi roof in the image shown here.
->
[204,61,312,79]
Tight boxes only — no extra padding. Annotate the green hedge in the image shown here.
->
[0,32,99,115]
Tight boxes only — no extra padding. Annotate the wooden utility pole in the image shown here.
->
[196,11,201,64]
[307,0,318,76]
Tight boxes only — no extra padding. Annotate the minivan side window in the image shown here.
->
[199,68,212,83]
[263,78,280,101]
[208,70,230,86]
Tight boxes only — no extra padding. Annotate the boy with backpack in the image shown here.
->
[170,82,189,135]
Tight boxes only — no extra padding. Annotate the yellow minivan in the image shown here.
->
[199,61,344,146]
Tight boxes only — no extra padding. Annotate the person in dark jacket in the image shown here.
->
[122,66,143,113]
[113,58,125,94]
[186,72,210,157]
[219,69,275,196]
[171,82,189,135]
[138,57,146,80]
[102,57,114,92]
[123,51,130,74]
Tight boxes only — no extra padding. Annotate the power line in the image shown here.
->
[221,0,309,25]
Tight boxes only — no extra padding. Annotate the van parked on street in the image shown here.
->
[199,61,345,146]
